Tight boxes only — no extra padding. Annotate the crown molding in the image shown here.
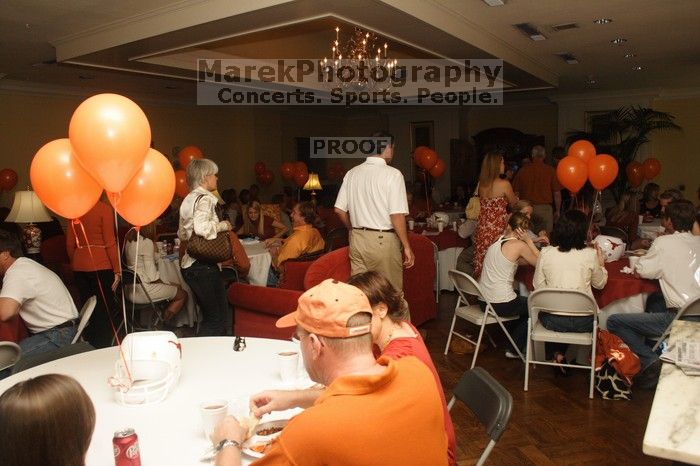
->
[548,88,663,103]
[656,87,700,100]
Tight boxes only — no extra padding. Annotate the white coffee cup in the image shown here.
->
[628,256,640,271]
[638,215,644,225]
[278,351,299,383]
[452,221,457,231]
[408,219,414,231]
[200,399,229,443]
[437,221,444,233]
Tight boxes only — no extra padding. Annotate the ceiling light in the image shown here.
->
[624,53,636,59]
[482,0,505,6]
[610,38,627,45]
[593,18,613,24]
[586,77,597,84]
[633,65,644,71]
[0,73,7,80]
[514,23,547,41]
[556,52,579,64]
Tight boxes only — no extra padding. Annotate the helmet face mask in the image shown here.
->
[110,331,182,405]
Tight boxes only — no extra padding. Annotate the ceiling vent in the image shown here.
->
[514,23,547,41]
[551,22,579,32]
[555,52,579,64]
[482,0,505,6]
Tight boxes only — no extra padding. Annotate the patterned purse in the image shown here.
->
[186,195,232,263]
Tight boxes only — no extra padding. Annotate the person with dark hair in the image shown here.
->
[266,201,324,270]
[479,212,540,358]
[270,194,292,234]
[639,182,661,218]
[658,188,682,214]
[533,210,608,367]
[211,279,448,466]
[221,188,242,228]
[334,131,414,292]
[0,230,78,363]
[607,199,700,389]
[249,184,260,203]
[0,374,95,466]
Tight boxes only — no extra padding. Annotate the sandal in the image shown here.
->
[553,351,570,377]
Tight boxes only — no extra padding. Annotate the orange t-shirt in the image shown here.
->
[512,158,561,205]
[253,356,448,466]
[66,201,120,273]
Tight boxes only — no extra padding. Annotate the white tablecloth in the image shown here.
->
[242,241,272,286]
[438,247,464,292]
[0,337,305,466]
[156,256,199,327]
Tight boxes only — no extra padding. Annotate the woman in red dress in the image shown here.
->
[472,152,518,278]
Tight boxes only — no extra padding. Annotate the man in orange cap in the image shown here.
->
[211,279,447,466]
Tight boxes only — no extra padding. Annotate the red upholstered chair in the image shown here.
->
[228,233,437,339]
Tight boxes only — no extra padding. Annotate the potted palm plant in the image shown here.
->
[567,106,681,201]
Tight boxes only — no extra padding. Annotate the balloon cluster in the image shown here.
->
[0,168,18,192]
[30,94,176,227]
[326,161,347,181]
[413,146,445,178]
[174,146,203,198]
[625,158,661,188]
[254,162,274,186]
[556,140,619,193]
[281,161,310,187]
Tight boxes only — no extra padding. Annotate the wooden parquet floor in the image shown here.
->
[422,291,669,466]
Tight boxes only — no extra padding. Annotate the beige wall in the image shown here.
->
[651,96,700,199]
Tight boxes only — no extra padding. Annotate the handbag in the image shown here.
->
[186,195,232,263]
[465,183,480,220]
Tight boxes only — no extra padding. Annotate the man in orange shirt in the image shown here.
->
[210,279,448,466]
[265,202,324,269]
[513,145,562,233]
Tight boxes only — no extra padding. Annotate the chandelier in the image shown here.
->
[320,27,398,92]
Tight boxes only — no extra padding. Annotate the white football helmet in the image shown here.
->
[592,235,626,262]
[110,331,182,405]
[430,212,450,226]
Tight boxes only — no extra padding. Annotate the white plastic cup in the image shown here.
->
[408,219,415,231]
[278,351,299,384]
[437,222,444,233]
[200,399,229,443]
[452,221,457,231]
[638,215,644,225]
[629,256,640,271]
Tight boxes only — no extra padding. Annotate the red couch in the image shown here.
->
[228,233,437,339]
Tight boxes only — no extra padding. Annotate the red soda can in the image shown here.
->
[113,428,141,466]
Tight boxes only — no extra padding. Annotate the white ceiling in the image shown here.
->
[1,0,699,100]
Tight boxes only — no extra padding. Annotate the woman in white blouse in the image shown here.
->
[124,223,187,322]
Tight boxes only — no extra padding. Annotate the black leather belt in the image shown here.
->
[37,319,77,334]
[353,227,395,233]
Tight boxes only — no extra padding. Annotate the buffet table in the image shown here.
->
[0,337,305,466]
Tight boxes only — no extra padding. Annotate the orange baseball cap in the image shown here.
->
[276,279,373,338]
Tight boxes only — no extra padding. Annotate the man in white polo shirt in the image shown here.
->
[0,230,79,359]
[334,131,414,291]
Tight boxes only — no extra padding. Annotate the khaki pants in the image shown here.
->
[349,229,403,291]
[533,204,553,234]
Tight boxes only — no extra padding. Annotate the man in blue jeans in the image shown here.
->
[607,200,700,389]
[0,230,79,375]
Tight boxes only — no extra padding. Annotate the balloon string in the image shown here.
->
[111,201,129,338]
[423,171,431,216]
[72,219,132,383]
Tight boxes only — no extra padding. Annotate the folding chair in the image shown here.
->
[444,270,525,368]
[71,296,97,344]
[652,294,700,351]
[0,342,21,372]
[431,241,440,302]
[120,269,170,333]
[524,288,599,399]
[448,367,513,466]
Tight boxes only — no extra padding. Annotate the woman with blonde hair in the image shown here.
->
[237,201,287,240]
[0,374,95,466]
[472,152,518,278]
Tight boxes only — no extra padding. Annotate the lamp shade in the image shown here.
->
[6,190,52,223]
[303,173,323,191]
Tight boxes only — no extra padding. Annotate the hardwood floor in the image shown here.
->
[422,291,668,466]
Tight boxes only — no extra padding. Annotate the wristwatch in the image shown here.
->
[215,438,242,453]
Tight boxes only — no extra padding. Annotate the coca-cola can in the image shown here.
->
[113,428,141,466]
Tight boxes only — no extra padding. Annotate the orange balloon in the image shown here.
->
[414,146,438,170]
[112,149,176,226]
[175,170,189,198]
[294,161,308,176]
[642,158,661,180]
[567,140,596,164]
[254,162,267,175]
[69,93,151,193]
[626,161,644,188]
[556,155,588,193]
[30,139,102,219]
[429,159,445,178]
[178,146,203,170]
[258,170,274,186]
[294,170,309,187]
[588,154,619,191]
[281,162,295,181]
[0,168,18,191]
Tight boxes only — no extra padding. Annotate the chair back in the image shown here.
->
[11,341,95,375]
[449,269,484,303]
[324,227,349,253]
[680,294,700,318]
[0,342,21,371]
[72,295,97,344]
[448,367,512,465]
[527,288,597,322]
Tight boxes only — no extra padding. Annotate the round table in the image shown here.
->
[0,337,304,466]
[242,241,272,286]
[413,227,471,292]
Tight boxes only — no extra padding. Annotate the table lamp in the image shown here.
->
[5,190,52,254]
[303,173,323,204]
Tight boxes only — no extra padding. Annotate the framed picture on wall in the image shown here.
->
[585,110,613,135]
[409,121,434,182]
